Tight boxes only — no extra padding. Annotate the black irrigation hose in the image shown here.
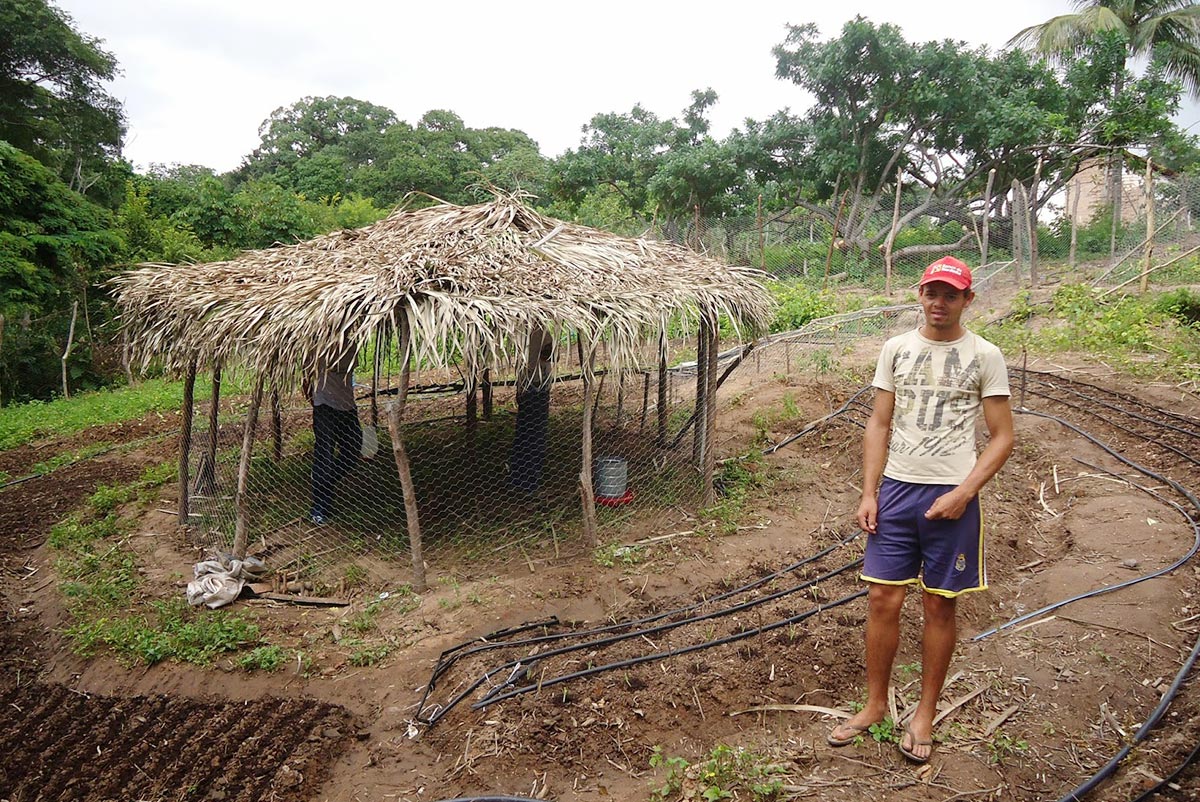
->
[961,405,1200,802]
[763,385,873,455]
[416,528,866,721]
[472,586,869,711]
[1019,376,1200,442]
[1018,386,1200,470]
[433,797,549,802]
[973,408,1200,640]
[420,556,865,725]
[1056,634,1200,802]
[1129,735,1200,802]
[1017,368,1200,430]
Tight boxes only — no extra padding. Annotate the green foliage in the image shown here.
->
[702,453,769,534]
[1155,287,1200,326]
[868,717,900,744]
[594,541,646,568]
[237,645,285,672]
[767,281,838,333]
[0,0,125,195]
[987,732,1029,765]
[0,376,208,451]
[980,284,1200,384]
[649,744,786,802]
[66,598,261,666]
[88,482,137,514]
[0,141,124,401]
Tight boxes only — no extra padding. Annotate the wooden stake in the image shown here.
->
[579,340,598,548]
[178,360,196,526]
[657,330,668,448]
[703,313,718,508]
[233,375,265,560]
[693,318,709,468]
[1142,158,1154,294]
[387,314,426,592]
[981,168,996,267]
[270,387,283,462]
[60,300,78,398]
[885,167,901,296]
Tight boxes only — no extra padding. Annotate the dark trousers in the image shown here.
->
[509,386,550,494]
[311,404,361,518]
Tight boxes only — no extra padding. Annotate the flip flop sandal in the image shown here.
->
[827,722,872,747]
[899,727,934,763]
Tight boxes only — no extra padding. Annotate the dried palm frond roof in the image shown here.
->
[112,192,774,382]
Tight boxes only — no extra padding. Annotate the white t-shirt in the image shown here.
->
[872,328,1009,485]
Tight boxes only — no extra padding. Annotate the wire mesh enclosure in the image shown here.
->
[183,342,718,593]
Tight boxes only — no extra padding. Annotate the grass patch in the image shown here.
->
[51,475,263,667]
[649,744,787,802]
[701,452,770,535]
[980,283,1200,384]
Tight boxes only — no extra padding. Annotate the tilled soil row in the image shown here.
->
[0,683,359,802]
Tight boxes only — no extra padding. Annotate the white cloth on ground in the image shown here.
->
[186,554,268,609]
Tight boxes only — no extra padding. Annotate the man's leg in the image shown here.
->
[829,582,906,741]
[902,591,957,760]
[311,405,334,520]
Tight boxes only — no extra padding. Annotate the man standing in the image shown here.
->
[308,348,361,525]
[827,256,1014,763]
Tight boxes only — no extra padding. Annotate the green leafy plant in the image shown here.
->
[238,645,285,672]
[987,732,1029,765]
[650,744,786,802]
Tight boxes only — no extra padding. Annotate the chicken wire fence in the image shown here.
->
[182,344,719,594]
[646,170,1200,292]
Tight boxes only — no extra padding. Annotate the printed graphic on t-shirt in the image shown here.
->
[890,343,981,459]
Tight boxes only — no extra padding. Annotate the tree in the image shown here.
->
[0,0,125,197]
[0,141,122,400]
[1011,0,1200,239]
[771,18,1073,264]
[237,95,397,198]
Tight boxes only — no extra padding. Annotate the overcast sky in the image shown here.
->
[54,0,1194,174]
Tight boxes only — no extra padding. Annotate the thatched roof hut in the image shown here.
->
[113,192,772,384]
[113,192,773,590]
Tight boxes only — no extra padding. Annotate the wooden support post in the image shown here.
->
[693,319,709,468]
[981,168,996,267]
[885,167,901,296]
[579,341,598,549]
[178,360,197,526]
[1011,179,1023,281]
[386,315,426,591]
[465,374,478,431]
[657,331,668,448]
[757,193,765,270]
[61,300,78,399]
[195,363,221,496]
[232,375,265,561]
[702,315,718,508]
[1141,158,1154,294]
[481,368,493,420]
[1068,179,1080,269]
[270,387,283,462]
[639,371,650,432]
[1029,156,1043,287]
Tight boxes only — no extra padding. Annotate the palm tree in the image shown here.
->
[1011,1,1200,251]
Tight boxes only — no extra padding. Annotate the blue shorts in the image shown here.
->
[861,477,987,598]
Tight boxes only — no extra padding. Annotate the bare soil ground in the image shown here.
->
[2,344,1199,802]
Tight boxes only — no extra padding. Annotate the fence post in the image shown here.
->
[233,375,265,561]
[1142,158,1154,294]
[579,339,598,549]
[178,359,196,526]
[757,194,765,270]
[981,168,996,267]
[1029,157,1042,288]
[885,167,901,296]
[386,314,426,592]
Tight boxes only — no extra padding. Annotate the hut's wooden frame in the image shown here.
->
[113,193,773,591]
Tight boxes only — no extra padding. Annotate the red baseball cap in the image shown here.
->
[919,256,972,291]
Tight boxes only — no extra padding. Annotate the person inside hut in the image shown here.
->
[508,326,555,496]
[306,347,362,525]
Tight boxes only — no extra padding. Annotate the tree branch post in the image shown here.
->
[579,338,598,549]
[60,300,78,398]
[386,314,426,592]
[233,375,265,561]
[178,360,197,526]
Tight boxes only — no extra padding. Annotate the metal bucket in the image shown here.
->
[594,457,628,498]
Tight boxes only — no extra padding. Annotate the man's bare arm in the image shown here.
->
[925,395,1014,520]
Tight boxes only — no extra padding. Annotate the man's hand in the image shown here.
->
[857,495,878,534]
[925,488,970,521]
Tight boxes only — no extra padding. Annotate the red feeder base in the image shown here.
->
[595,489,635,507]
